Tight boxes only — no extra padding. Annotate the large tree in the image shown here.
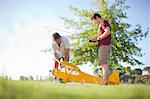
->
[61,0,149,69]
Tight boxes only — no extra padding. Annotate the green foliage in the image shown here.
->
[62,0,149,68]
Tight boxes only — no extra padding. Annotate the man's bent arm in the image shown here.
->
[98,27,110,40]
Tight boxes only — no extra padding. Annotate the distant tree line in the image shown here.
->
[0,76,11,80]
[94,66,150,85]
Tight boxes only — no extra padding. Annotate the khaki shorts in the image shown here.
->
[98,45,111,64]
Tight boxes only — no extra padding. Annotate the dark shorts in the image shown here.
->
[98,45,111,64]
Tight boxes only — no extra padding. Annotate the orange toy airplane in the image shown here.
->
[52,59,120,85]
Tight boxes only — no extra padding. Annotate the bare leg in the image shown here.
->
[101,64,110,84]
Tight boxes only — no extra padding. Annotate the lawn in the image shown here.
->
[0,80,150,99]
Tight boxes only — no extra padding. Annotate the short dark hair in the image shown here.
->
[91,13,102,20]
[52,32,61,40]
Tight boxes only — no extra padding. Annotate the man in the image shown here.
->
[90,13,111,84]
[52,32,70,69]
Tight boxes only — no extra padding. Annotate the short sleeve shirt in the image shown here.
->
[52,36,70,58]
[98,20,111,47]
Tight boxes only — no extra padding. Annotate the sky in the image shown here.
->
[125,0,150,68]
[0,0,149,80]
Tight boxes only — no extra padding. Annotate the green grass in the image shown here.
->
[0,80,150,99]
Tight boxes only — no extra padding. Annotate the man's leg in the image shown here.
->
[100,64,110,84]
[98,45,111,84]
[54,60,59,69]
[53,60,59,82]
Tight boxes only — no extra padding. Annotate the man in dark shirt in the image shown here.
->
[90,13,111,85]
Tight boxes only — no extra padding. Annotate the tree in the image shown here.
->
[20,76,28,80]
[61,0,149,69]
[143,66,150,74]
[29,75,34,80]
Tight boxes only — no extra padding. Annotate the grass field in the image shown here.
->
[0,80,150,99]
